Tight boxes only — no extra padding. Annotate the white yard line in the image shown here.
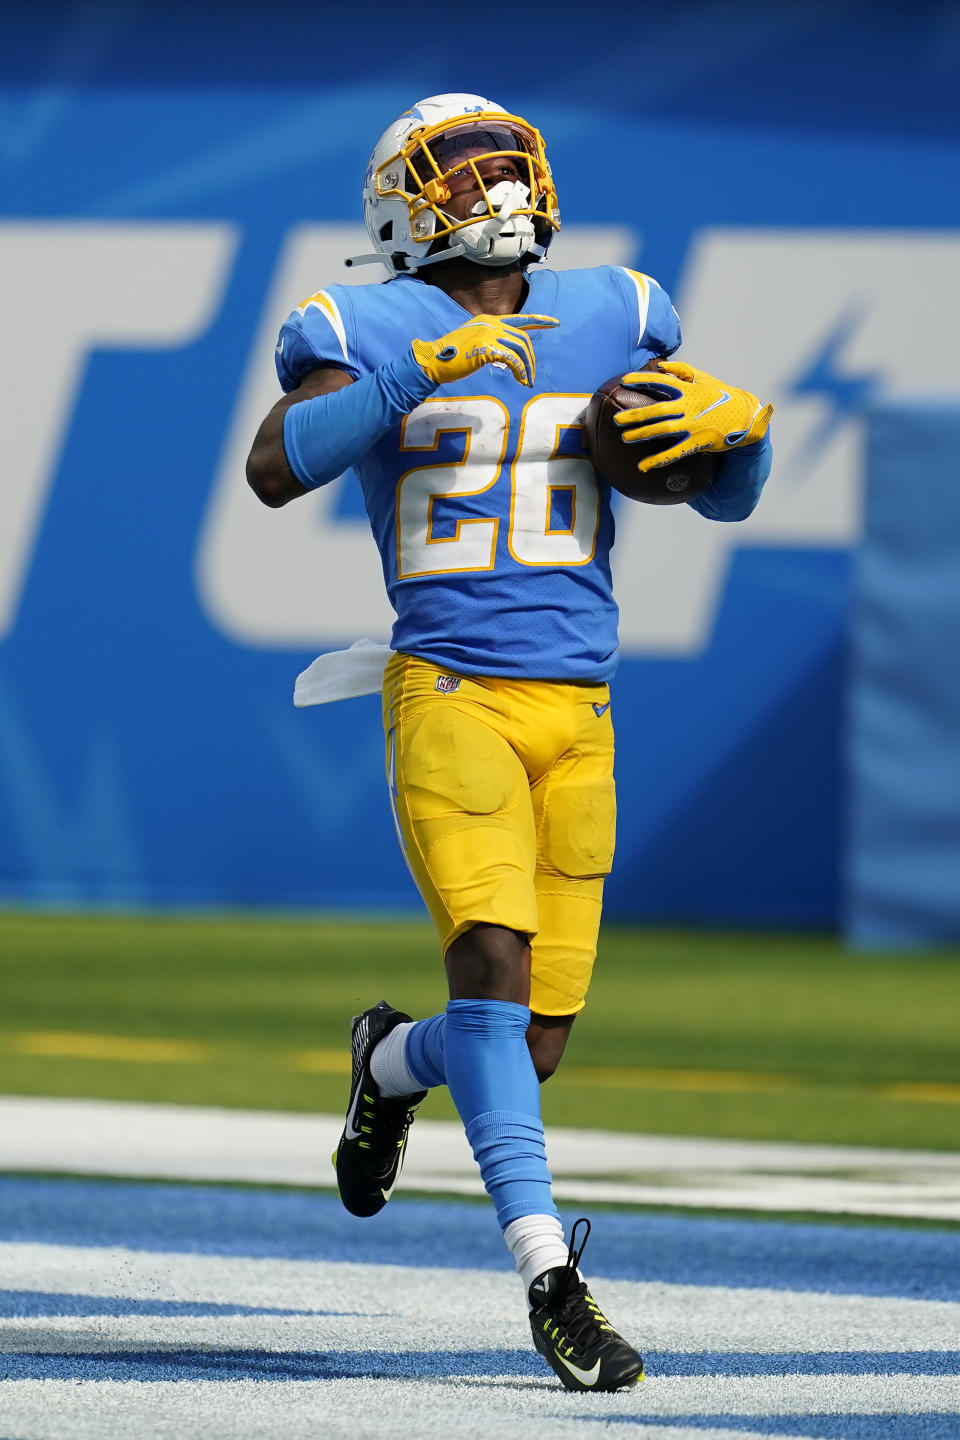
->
[2,1243,959,1352]
[2,1095,959,1220]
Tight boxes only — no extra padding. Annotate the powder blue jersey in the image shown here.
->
[275,265,681,682]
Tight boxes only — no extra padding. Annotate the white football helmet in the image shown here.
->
[346,93,560,276]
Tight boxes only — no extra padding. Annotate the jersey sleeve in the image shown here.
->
[613,267,682,369]
[274,286,362,393]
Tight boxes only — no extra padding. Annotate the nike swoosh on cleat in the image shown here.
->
[554,1351,601,1387]
[592,701,610,717]
[351,1017,369,1084]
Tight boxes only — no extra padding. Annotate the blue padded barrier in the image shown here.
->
[846,403,960,946]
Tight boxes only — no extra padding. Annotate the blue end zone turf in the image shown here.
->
[2,1176,958,1302]
[0,1349,541,1382]
[650,1352,960,1376]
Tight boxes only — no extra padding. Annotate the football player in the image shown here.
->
[246,93,773,1392]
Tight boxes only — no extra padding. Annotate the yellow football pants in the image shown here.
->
[382,652,616,1016]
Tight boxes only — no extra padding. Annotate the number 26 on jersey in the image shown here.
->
[396,395,599,579]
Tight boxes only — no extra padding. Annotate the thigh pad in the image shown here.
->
[539,752,616,880]
[401,707,520,817]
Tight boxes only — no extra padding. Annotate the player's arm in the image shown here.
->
[248,312,558,507]
[246,365,354,508]
[610,269,773,521]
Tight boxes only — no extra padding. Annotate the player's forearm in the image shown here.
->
[282,350,439,490]
[687,432,773,522]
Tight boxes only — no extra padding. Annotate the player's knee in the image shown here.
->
[526,1016,575,1083]
[445,923,531,1003]
[531,1050,559,1083]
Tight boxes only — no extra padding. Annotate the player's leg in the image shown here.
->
[336,660,640,1390]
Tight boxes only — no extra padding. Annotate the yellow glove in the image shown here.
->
[411,313,558,389]
[614,360,773,473]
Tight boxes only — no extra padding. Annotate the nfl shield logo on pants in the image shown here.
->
[435,674,461,694]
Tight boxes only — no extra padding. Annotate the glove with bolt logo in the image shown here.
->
[411,313,559,389]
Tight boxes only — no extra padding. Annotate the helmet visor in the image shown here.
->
[407,121,538,191]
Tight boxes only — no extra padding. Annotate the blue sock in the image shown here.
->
[443,998,558,1229]
[404,1012,446,1089]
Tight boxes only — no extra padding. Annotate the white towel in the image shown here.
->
[293,638,392,707]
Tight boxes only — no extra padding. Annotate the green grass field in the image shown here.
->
[1,911,958,1150]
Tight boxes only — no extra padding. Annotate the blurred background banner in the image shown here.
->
[1,0,959,927]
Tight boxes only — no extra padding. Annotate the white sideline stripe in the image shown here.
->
[1,1246,957,1440]
[1,1375,958,1440]
[2,1243,958,1353]
[2,1095,960,1219]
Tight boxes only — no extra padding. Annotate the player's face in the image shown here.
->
[410,124,532,221]
[441,150,526,220]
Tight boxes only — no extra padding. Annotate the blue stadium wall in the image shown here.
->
[1,1,959,926]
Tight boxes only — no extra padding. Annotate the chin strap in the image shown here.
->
[406,243,470,269]
[344,252,390,269]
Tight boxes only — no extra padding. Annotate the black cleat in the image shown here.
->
[528,1218,645,1392]
[332,1000,426,1218]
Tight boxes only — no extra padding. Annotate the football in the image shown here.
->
[584,372,718,505]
